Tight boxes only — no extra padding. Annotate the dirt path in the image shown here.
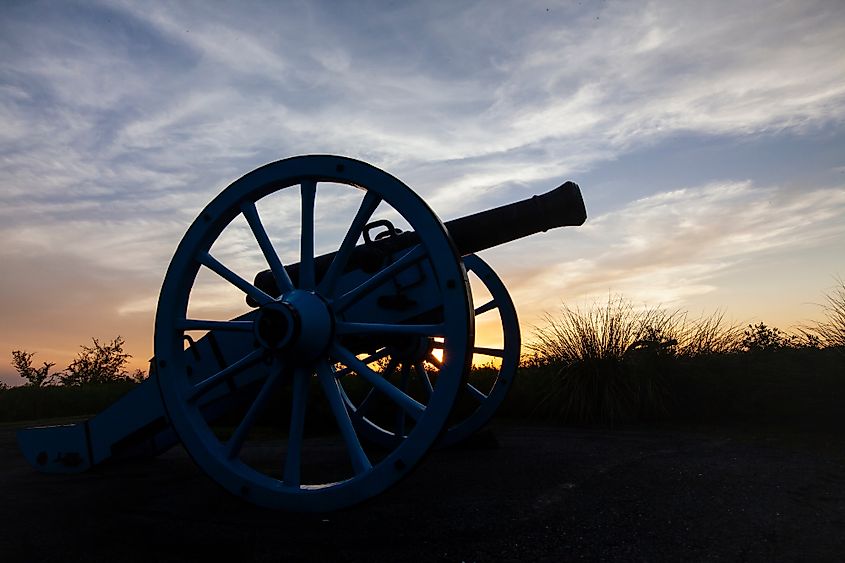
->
[1,422,843,562]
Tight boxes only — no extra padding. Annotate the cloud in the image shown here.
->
[1,0,844,384]
[500,179,845,318]
[4,0,843,220]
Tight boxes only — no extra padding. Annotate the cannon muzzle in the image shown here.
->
[443,181,586,256]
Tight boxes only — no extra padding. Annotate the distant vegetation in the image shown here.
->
[802,277,845,349]
[1,336,147,422]
[3,280,844,428]
[9,336,146,388]
[510,278,845,426]
[0,381,138,423]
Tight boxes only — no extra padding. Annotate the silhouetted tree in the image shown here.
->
[58,336,133,386]
[11,350,56,387]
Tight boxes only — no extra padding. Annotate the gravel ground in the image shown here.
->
[1,421,844,562]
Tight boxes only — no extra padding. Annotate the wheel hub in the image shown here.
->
[255,301,299,350]
[255,290,333,363]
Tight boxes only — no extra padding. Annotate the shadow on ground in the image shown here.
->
[1,421,843,562]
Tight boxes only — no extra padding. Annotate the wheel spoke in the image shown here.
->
[336,322,445,337]
[317,191,382,296]
[316,360,372,475]
[283,367,310,487]
[332,244,427,313]
[187,348,264,401]
[299,180,317,290]
[395,364,411,436]
[414,362,434,398]
[474,299,498,316]
[241,201,294,293]
[355,357,397,417]
[178,319,254,332]
[333,347,391,379]
[198,251,273,306]
[466,381,489,403]
[355,388,378,418]
[332,344,425,420]
[225,367,284,459]
[426,353,443,369]
[473,346,505,358]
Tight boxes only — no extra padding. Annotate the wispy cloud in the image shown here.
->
[4,1,843,215]
[503,179,845,318]
[1,0,844,383]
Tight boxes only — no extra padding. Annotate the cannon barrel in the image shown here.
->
[252,181,586,298]
[440,180,586,256]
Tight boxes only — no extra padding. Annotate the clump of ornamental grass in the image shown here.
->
[675,310,743,356]
[527,295,741,424]
[800,277,845,351]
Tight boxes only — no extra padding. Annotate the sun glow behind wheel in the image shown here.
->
[342,253,520,449]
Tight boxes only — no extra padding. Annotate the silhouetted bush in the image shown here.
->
[59,336,133,386]
[9,336,146,388]
[741,322,789,352]
[10,350,56,387]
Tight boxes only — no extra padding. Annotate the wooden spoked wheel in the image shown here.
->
[154,155,473,511]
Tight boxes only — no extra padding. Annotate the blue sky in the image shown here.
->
[1,0,844,385]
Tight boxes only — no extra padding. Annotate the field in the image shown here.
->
[2,419,844,562]
[2,352,843,561]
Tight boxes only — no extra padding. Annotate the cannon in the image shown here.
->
[17,155,586,511]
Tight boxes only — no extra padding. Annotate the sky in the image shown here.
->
[1,0,844,386]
